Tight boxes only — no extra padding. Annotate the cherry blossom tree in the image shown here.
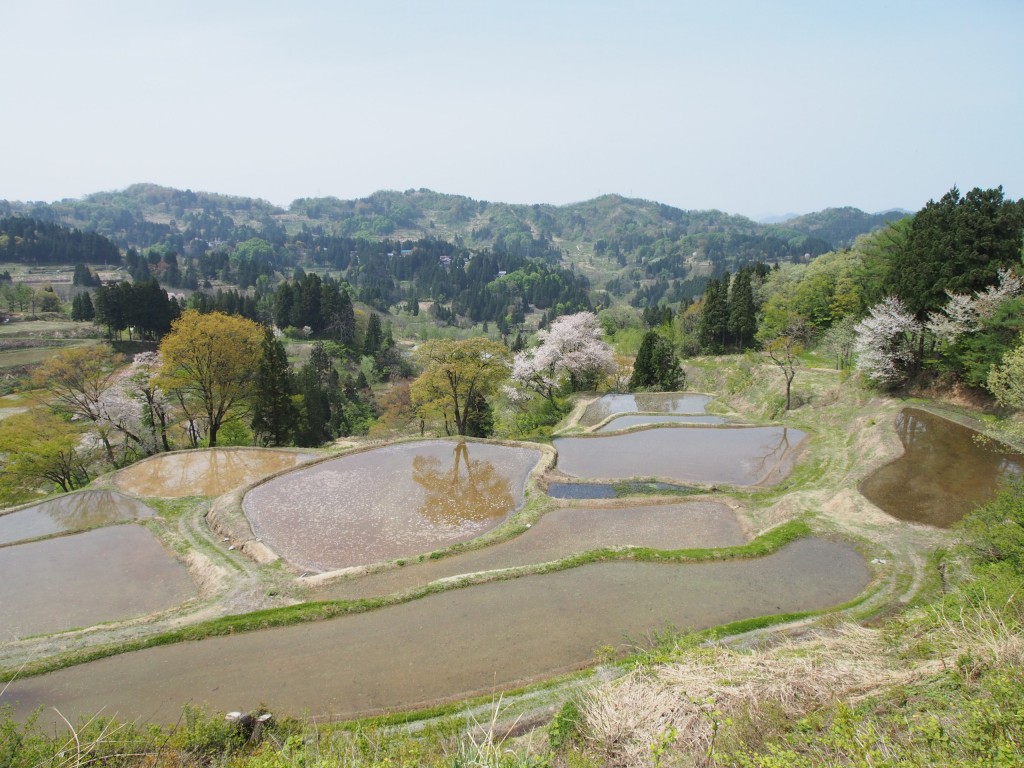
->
[926,269,1023,343]
[854,296,923,385]
[98,352,173,457]
[507,312,616,402]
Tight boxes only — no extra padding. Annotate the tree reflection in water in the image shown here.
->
[413,441,514,526]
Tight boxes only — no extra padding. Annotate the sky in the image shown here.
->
[2,0,1022,219]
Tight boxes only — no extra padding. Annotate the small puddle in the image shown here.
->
[554,426,806,486]
[596,414,726,432]
[321,500,746,600]
[5,537,869,724]
[860,408,1024,527]
[243,441,543,571]
[113,449,316,498]
[580,393,713,427]
[0,491,155,546]
[0,525,195,638]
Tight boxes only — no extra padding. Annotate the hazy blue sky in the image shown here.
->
[2,0,1021,217]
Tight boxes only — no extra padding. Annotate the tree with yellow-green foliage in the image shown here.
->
[411,338,510,436]
[158,310,264,447]
[32,345,124,463]
[0,409,92,501]
[988,339,1024,411]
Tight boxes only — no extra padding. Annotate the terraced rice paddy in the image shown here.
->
[113,448,316,498]
[579,392,714,427]
[0,491,154,546]
[5,538,869,724]
[243,440,543,570]
[861,408,1024,527]
[554,426,806,486]
[1,525,195,638]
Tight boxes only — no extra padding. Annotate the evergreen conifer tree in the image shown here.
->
[250,328,298,446]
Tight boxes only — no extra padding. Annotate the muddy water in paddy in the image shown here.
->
[244,440,543,571]
[579,393,713,427]
[112,448,316,498]
[554,426,806,486]
[861,408,1024,527]
[596,414,726,432]
[320,500,745,600]
[0,491,154,546]
[0,525,195,638]
[6,537,869,724]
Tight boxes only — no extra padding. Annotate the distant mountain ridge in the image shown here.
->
[0,184,910,283]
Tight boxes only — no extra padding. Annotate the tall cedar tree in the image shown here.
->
[728,268,758,349]
[630,331,684,391]
[250,328,298,446]
[699,276,729,352]
[463,390,495,438]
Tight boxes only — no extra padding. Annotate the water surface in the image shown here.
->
[580,393,713,427]
[113,448,316,499]
[860,408,1024,527]
[322,500,745,600]
[0,491,155,546]
[0,525,195,638]
[554,426,806,486]
[547,483,617,499]
[244,441,543,571]
[6,538,869,724]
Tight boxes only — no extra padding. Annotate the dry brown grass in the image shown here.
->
[579,622,950,767]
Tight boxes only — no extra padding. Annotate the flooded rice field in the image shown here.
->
[861,408,1024,527]
[546,481,697,498]
[595,414,726,432]
[0,491,154,546]
[546,482,617,499]
[0,525,195,638]
[6,537,868,724]
[554,426,806,486]
[579,393,713,427]
[321,500,746,600]
[113,448,316,498]
[243,440,543,571]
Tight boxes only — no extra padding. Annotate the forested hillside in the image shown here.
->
[1,184,905,279]
[0,217,121,265]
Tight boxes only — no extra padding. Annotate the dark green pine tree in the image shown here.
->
[728,268,757,350]
[463,390,495,438]
[884,186,1024,318]
[250,328,298,446]
[630,331,684,391]
[79,291,95,321]
[336,288,357,350]
[295,365,332,447]
[273,282,295,329]
[698,277,729,352]
[363,313,384,357]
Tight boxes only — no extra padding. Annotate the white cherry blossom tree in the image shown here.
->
[926,269,1023,343]
[507,312,616,401]
[854,296,923,385]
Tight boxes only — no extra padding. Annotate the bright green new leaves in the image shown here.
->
[411,338,510,436]
[158,310,264,448]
